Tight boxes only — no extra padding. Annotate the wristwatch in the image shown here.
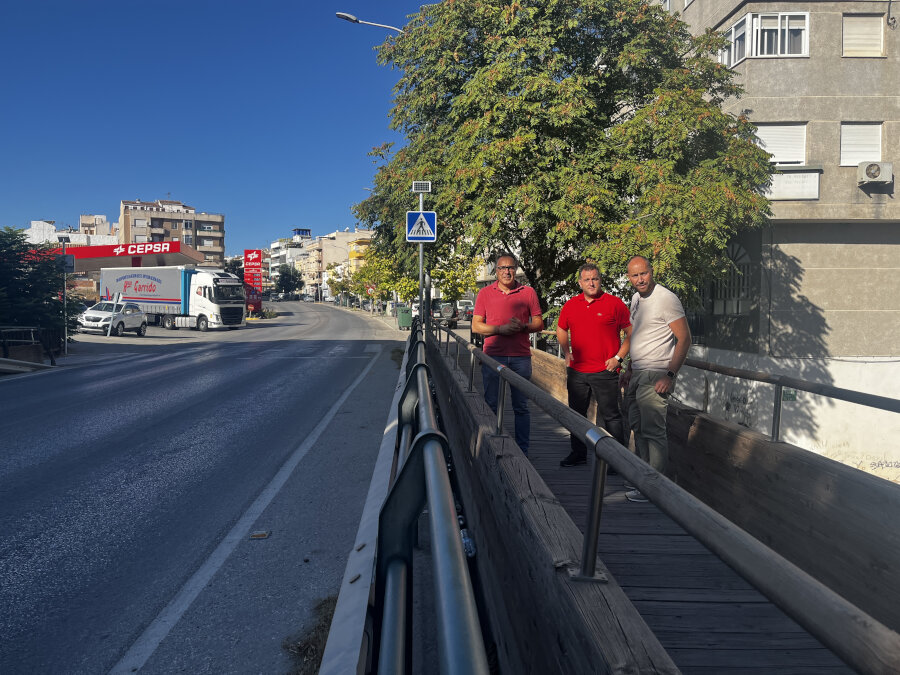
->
[614,355,623,363]
[666,370,677,379]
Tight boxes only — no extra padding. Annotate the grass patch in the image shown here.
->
[283,595,337,675]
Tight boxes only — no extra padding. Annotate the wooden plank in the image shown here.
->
[668,403,900,634]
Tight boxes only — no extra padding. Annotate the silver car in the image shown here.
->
[78,302,148,337]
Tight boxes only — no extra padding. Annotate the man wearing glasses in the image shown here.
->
[472,253,544,455]
[556,263,632,467]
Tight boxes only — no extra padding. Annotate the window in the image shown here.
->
[199,224,215,232]
[171,222,178,230]
[721,13,808,65]
[710,244,754,316]
[843,15,883,57]
[202,239,215,247]
[184,220,193,229]
[755,124,806,165]
[841,123,881,166]
[184,235,193,245]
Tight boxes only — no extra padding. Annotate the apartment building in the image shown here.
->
[675,1,899,469]
[118,199,226,267]
[298,228,372,300]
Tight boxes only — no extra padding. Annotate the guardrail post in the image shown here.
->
[772,384,783,441]
[467,351,476,392]
[576,430,611,582]
[495,371,508,435]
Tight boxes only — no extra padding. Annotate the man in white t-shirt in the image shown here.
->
[621,256,692,503]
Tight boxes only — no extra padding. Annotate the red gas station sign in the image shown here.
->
[243,249,263,292]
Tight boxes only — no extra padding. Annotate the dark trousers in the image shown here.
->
[566,367,625,455]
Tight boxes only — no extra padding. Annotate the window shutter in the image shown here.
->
[840,123,881,165]
[755,124,806,164]
[843,15,883,57]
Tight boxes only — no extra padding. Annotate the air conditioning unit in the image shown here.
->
[857,161,893,185]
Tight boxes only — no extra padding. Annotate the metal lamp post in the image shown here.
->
[58,234,71,356]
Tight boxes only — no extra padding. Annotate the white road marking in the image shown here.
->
[108,345,384,674]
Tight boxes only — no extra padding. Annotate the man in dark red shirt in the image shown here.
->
[472,253,544,454]
[556,263,632,467]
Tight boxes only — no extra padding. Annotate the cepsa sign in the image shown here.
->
[244,250,263,291]
[54,241,182,258]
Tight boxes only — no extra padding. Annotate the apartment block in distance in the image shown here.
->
[119,199,226,267]
[674,0,899,472]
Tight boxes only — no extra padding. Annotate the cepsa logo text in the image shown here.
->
[112,242,172,256]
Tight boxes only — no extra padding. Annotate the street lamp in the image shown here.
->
[58,234,71,356]
[335,12,405,34]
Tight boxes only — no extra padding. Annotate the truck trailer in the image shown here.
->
[99,266,246,330]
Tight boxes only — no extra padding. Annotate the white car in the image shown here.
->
[78,302,148,337]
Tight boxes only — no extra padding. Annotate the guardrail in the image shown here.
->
[374,319,489,674]
[683,357,900,441]
[432,324,900,674]
[0,326,60,365]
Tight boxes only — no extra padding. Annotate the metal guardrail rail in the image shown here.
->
[373,318,489,675]
[433,324,900,674]
[683,357,900,441]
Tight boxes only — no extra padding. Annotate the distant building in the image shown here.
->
[118,199,225,267]
[297,228,372,300]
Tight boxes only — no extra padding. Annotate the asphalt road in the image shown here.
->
[0,302,406,674]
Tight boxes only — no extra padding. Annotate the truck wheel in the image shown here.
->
[197,316,209,332]
[136,323,147,337]
[163,315,176,330]
[114,322,125,337]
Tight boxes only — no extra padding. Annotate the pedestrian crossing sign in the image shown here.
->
[406,211,437,243]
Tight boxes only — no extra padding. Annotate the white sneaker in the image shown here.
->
[625,489,649,503]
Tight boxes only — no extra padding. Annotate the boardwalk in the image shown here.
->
[476,366,854,674]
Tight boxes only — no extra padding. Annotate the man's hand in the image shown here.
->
[604,357,620,372]
[654,375,673,395]
[564,351,573,367]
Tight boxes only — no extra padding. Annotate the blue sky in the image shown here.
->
[0,0,416,256]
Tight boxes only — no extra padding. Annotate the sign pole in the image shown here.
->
[418,192,424,317]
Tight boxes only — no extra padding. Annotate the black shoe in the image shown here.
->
[560,451,587,467]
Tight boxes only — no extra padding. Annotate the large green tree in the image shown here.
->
[354,0,772,308]
[274,264,303,295]
[0,227,69,331]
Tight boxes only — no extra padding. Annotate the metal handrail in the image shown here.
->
[433,324,900,674]
[683,357,900,441]
[375,318,489,674]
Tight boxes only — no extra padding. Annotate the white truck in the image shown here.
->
[99,265,246,331]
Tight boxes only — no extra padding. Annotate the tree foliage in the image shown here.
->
[0,227,68,330]
[275,264,303,294]
[353,0,772,308]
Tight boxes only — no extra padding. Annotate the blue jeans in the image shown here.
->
[482,356,533,454]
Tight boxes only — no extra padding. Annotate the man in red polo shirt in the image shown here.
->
[472,253,544,455]
[556,263,632,467]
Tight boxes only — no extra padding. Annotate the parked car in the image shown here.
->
[430,299,459,329]
[78,302,148,337]
[457,299,475,322]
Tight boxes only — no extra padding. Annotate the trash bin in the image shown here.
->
[397,306,413,330]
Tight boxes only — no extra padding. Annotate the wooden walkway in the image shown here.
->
[480,371,854,673]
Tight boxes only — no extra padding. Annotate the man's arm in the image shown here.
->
[605,324,632,372]
[654,317,691,394]
[526,314,544,333]
[556,326,572,366]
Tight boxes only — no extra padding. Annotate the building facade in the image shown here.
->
[675,1,899,475]
[118,199,226,267]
